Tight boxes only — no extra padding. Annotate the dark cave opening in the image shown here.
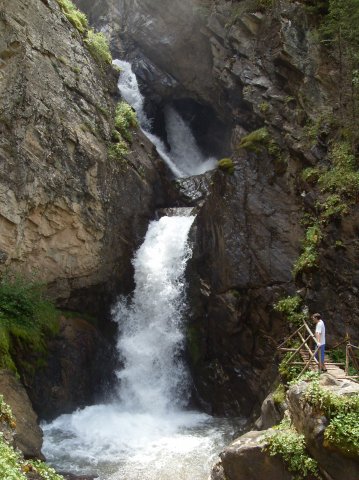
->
[143,97,232,160]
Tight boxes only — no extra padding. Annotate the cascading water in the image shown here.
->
[113,59,217,178]
[42,59,242,480]
[42,214,241,479]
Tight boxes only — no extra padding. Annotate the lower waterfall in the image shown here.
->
[42,214,242,479]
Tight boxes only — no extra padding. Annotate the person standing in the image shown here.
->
[312,313,327,372]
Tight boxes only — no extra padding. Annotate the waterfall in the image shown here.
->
[113,59,217,178]
[113,214,194,413]
[42,61,240,480]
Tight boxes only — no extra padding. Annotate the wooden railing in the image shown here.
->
[277,322,358,382]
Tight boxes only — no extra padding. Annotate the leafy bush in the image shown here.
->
[304,381,359,457]
[324,412,359,457]
[264,418,320,479]
[114,101,138,143]
[56,0,88,33]
[0,275,59,374]
[293,223,322,277]
[84,30,112,65]
[274,295,306,326]
[108,101,138,162]
[108,141,129,161]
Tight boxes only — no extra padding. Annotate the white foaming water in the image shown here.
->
[113,59,217,178]
[42,215,241,479]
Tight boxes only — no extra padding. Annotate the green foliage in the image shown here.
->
[304,381,359,457]
[218,158,235,174]
[56,0,88,33]
[259,101,270,114]
[108,141,129,162]
[279,351,303,384]
[0,434,27,480]
[0,395,16,429]
[0,399,65,479]
[108,101,138,162]
[84,30,112,65]
[320,1,359,145]
[293,223,322,277]
[237,127,284,168]
[316,194,349,219]
[0,275,59,374]
[324,412,359,457]
[274,295,306,326]
[318,142,359,197]
[329,347,358,376]
[272,383,286,405]
[264,418,321,479]
[27,460,65,480]
[237,127,269,153]
[114,102,138,143]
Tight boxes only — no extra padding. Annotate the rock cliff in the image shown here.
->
[0,0,164,314]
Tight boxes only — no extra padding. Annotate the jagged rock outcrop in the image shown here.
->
[0,0,164,312]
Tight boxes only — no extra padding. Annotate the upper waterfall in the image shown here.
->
[113,59,217,178]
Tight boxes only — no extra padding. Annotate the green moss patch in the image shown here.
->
[0,275,59,375]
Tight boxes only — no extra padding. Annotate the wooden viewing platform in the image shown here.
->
[278,320,359,382]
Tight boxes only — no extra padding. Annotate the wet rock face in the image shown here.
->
[21,315,115,421]
[0,0,162,310]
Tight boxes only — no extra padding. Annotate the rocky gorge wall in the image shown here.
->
[74,0,359,418]
[0,0,164,314]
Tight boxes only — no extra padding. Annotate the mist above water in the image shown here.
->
[113,59,217,178]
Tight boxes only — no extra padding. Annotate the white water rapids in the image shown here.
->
[42,60,241,479]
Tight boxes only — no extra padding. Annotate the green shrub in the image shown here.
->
[264,418,321,479]
[84,30,112,65]
[56,0,88,33]
[218,158,235,174]
[318,141,359,197]
[274,295,306,326]
[304,381,359,457]
[108,141,129,161]
[107,102,138,162]
[292,223,322,277]
[0,275,59,374]
[114,101,138,142]
[324,412,359,457]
